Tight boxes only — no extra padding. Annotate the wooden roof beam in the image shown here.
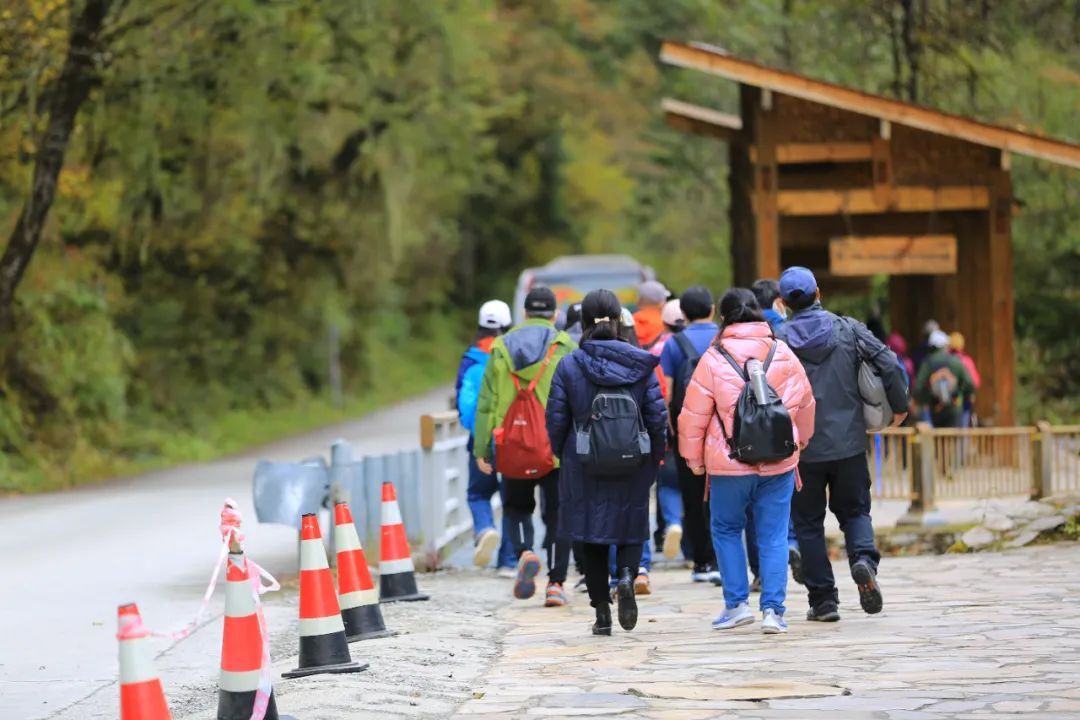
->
[661,97,742,143]
[753,142,874,164]
[776,186,990,216]
[661,41,1080,170]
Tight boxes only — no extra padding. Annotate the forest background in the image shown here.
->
[0,0,1077,492]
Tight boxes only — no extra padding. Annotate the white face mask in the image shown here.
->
[772,300,788,320]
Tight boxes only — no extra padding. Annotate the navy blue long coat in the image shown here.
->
[546,339,668,545]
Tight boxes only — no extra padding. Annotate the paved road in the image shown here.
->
[0,387,452,720]
[457,544,1080,719]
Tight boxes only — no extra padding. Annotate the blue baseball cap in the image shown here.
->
[779,266,818,302]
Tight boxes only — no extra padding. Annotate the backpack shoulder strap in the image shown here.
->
[762,340,778,372]
[715,345,748,380]
[525,342,559,393]
[673,331,700,364]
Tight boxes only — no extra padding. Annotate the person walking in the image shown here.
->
[633,280,669,350]
[915,330,975,429]
[751,279,786,334]
[679,288,816,634]
[456,300,516,572]
[474,287,576,606]
[545,290,667,635]
[660,286,721,584]
[654,299,685,559]
[777,267,908,622]
[948,332,981,427]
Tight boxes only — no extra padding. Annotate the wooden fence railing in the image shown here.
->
[866,423,1080,523]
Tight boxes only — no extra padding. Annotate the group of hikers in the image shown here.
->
[454,267,914,636]
[887,319,981,429]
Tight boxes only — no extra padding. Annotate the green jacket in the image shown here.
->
[473,318,576,463]
[915,348,975,412]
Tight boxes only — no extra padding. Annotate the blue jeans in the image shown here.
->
[658,452,683,528]
[609,540,652,578]
[709,471,795,615]
[745,509,799,578]
[466,455,515,568]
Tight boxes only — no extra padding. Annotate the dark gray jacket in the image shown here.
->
[778,305,908,462]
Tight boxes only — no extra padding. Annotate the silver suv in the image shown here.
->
[512,255,656,325]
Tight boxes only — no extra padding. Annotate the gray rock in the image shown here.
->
[983,513,1016,532]
[961,526,997,549]
[1021,515,1067,534]
[1004,531,1039,548]
[1009,500,1058,520]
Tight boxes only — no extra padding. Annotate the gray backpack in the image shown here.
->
[842,318,893,432]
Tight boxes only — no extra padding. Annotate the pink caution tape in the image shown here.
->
[117,498,280,720]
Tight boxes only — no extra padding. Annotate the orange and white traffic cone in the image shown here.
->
[334,502,396,641]
[282,514,368,679]
[117,603,172,720]
[218,551,299,720]
[378,480,429,602]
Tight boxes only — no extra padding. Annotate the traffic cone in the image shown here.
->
[334,502,396,641]
[218,552,299,720]
[378,480,429,602]
[282,514,368,679]
[117,603,172,720]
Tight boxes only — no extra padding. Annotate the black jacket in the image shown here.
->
[779,305,908,462]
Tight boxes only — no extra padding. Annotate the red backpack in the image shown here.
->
[494,344,558,480]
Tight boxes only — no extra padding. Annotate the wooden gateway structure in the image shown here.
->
[660,41,1080,425]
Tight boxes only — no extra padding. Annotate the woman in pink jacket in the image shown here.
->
[678,288,816,635]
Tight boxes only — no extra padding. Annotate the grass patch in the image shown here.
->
[2,322,461,494]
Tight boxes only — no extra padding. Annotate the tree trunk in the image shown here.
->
[0,0,113,328]
[900,0,921,103]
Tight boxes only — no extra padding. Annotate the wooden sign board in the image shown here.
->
[829,235,958,276]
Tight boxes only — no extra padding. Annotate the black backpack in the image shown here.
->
[669,332,702,430]
[715,342,796,465]
[575,381,651,477]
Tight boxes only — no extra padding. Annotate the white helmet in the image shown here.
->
[478,300,512,329]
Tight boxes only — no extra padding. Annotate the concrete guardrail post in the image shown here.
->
[1031,421,1054,500]
[897,423,940,526]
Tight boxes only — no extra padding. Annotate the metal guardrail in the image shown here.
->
[868,422,1080,525]
[252,412,475,570]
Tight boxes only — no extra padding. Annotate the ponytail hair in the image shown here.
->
[580,289,622,342]
[718,287,765,331]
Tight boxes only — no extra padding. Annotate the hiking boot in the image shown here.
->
[762,608,788,635]
[806,601,841,622]
[592,603,612,636]
[616,568,638,631]
[749,575,762,593]
[512,551,541,600]
[634,572,651,596]
[544,582,568,607]
[662,524,683,559]
[789,546,805,585]
[852,560,883,614]
[712,602,754,630]
[473,529,500,568]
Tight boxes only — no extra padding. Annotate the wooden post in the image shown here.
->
[897,423,937,526]
[1031,421,1054,500]
[985,158,1016,424]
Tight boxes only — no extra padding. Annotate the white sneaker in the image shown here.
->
[762,608,788,634]
[496,566,517,579]
[691,566,722,584]
[662,524,683,559]
[712,602,754,630]
[473,529,500,567]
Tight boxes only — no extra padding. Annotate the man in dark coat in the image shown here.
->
[546,332,667,633]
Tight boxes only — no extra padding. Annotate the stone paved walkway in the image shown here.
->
[455,543,1080,719]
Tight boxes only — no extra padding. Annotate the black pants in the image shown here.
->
[675,451,715,570]
[503,470,570,584]
[581,542,642,608]
[791,453,882,608]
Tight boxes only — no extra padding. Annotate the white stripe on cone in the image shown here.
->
[380,501,403,526]
[298,614,346,637]
[224,579,257,618]
[379,557,415,575]
[333,525,364,553]
[219,668,262,693]
[119,638,160,685]
[339,588,378,609]
[299,537,330,570]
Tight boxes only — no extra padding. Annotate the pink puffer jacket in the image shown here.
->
[678,322,816,477]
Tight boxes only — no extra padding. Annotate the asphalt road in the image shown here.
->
[0,387,453,720]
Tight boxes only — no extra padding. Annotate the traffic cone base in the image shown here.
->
[342,603,398,642]
[284,514,368,680]
[378,482,429,603]
[217,690,279,720]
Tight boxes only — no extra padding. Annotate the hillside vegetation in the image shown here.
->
[0,1,1077,491]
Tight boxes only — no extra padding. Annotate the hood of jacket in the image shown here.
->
[633,307,664,348]
[463,346,489,365]
[782,304,837,364]
[499,319,570,377]
[574,339,659,387]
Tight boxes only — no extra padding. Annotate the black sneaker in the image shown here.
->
[806,601,841,622]
[789,547,805,585]
[852,560,883,615]
[592,603,612,636]
[616,568,638,631]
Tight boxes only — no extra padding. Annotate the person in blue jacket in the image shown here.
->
[546,289,667,635]
[456,300,515,572]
